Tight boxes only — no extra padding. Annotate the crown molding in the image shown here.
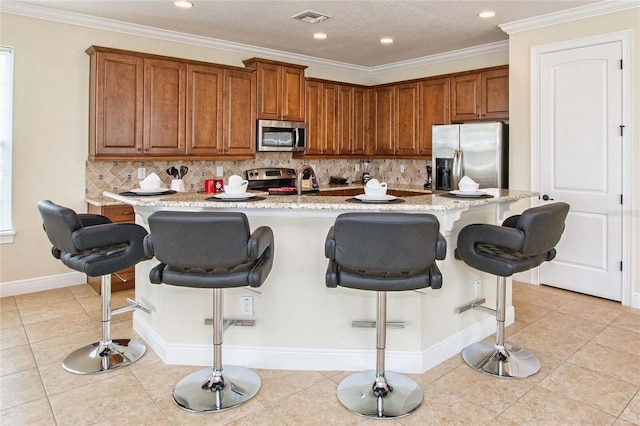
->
[2,0,631,74]
[499,0,639,34]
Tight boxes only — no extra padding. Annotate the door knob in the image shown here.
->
[542,194,554,201]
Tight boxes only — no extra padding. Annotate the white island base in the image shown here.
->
[106,190,537,374]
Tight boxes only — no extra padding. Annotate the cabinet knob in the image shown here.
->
[542,194,554,201]
[144,148,149,152]
[137,148,142,152]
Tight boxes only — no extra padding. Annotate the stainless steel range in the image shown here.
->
[245,167,318,195]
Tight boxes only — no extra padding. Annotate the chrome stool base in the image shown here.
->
[62,339,146,375]
[337,370,423,419]
[462,341,540,378]
[173,366,261,412]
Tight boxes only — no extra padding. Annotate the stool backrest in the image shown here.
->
[517,202,570,256]
[147,211,251,269]
[333,213,441,273]
[37,200,83,254]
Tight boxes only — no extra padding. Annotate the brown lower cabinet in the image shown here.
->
[86,204,136,294]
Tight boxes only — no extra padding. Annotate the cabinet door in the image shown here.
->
[186,64,223,155]
[143,58,186,155]
[351,87,369,156]
[304,80,323,155]
[373,86,395,156]
[481,68,509,119]
[394,82,419,156]
[338,85,353,154]
[91,52,144,157]
[418,77,450,156]
[223,69,256,155]
[451,73,481,121]
[282,66,305,121]
[255,62,281,120]
[321,83,339,155]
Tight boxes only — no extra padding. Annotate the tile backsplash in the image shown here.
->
[86,154,431,196]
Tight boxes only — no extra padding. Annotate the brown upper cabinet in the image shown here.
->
[305,79,370,156]
[87,46,256,159]
[243,58,306,121]
[185,65,256,156]
[338,85,369,155]
[418,77,450,157]
[373,82,419,156]
[451,67,508,122]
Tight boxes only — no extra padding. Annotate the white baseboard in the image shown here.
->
[632,292,640,309]
[133,307,514,374]
[0,272,86,297]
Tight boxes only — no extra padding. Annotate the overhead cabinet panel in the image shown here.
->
[186,64,223,155]
[89,50,144,157]
[143,58,186,155]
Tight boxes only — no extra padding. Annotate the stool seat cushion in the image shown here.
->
[455,202,570,277]
[37,200,149,277]
[325,213,446,292]
[145,211,274,289]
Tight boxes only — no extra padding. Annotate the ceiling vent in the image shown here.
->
[291,10,331,24]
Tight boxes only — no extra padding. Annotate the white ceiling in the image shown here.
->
[5,0,617,67]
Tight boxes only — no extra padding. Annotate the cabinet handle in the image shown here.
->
[137,148,142,152]
[119,211,134,216]
[144,148,149,152]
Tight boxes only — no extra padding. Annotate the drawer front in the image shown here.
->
[102,205,135,222]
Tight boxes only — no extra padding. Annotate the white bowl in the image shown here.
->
[365,186,387,196]
[225,184,248,195]
[458,182,480,192]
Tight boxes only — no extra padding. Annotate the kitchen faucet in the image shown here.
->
[297,165,317,195]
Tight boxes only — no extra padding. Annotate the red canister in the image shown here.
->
[204,179,224,193]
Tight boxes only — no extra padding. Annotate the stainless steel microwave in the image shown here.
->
[257,120,306,152]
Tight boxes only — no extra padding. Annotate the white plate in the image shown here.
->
[131,187,171,194]
[449,190,487,197]
[355,194,396,202]
[214,192,257,200]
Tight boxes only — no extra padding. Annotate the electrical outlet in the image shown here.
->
[240,296,253,316]
[400,164,405,173]
[216,166,224,177]
[474,280,482,297]
[137,167,146,179]
[355,163,360,172]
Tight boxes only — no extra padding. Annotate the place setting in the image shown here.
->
[347,179,405,204]
[205,174,265,202]
[119,173,177,196]
[440,176,493,199]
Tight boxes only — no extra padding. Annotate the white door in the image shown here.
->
[535,40,623,301]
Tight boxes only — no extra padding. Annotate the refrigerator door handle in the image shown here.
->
[453,149,463,188]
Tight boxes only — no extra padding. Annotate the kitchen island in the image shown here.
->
[96,187,537,373]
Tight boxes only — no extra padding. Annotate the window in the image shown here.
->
[0,46,14,243]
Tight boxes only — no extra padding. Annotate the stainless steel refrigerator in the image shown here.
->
[431,122,508,191]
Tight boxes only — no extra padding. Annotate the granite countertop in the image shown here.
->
[90,184,538,212]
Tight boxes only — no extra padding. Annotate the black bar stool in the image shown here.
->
[455,202,570,378]
[144,211,274,413]
[37,200,150,374]
[325,212,446,419]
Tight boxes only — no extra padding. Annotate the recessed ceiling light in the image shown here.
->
[174,1,193,8]
[479,11,496,18]
[380,37,394,44]
[313,33,328,40]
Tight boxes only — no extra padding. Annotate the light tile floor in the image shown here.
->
[1,281,639,425]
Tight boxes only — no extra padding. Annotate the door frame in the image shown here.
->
[529,30,633,306]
